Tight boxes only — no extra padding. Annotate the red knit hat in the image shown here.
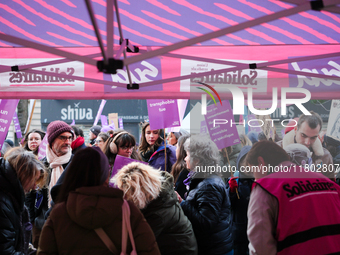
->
[47,120,74,147]
[284,118,299,134]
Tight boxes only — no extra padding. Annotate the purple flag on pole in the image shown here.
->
[119,118,124,129]
[0,99,19,150]
[101,115,108,126]
[147,99,180,130]
[204,100,240,150]
[38,134,48,160]
[12,111,22,139]
[167,99,188,133]
[93,100,107,126]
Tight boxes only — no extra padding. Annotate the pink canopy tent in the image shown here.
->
[1,0,340,100]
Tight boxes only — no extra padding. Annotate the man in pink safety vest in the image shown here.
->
[246,140,340,255]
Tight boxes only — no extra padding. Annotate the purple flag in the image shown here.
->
[204,100,240,150]
[0,99,19,150]
[101,115,108,126]
[70,119,75,125]
[118,118,124,129]
[37,134,48,160]
[12,111,22,139]
[167,99,188,132]
[147,99,180,130]
[93,100,107,126]
[111,155,147,179]
[101,122,116,133]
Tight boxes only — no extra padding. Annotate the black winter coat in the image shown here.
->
[181,175,233,255]
[141,171,197,255]
[226,172,254,255]
[0,158,31,255]
[175,168,189,199]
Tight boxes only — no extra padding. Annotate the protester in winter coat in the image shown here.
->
[0,147,45,255]
[24,129,47,248]
[25,121,74,248]
[247,141,340,255]
[226,145,254,255]
[103,130,141,176]
[277,111,335,180]
[88,125,101,146]
[167,129,189,146]
[179,135,233,255]
[23,129,45,156]
[139,121,176,172]
[114,162,197,255]
[171,135,190,199]
[37,147,160,255]
[70,125,86,155]
[95,132,110,152]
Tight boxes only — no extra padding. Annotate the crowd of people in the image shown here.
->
[1,111,340,255]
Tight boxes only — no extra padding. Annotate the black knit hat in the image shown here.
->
[90,125,101,137]
[47,120,74,147]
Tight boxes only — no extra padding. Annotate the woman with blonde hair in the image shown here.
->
[114,162,197,255]
[0,147,45,255]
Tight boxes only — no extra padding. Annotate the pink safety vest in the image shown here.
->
[256,169,340,255]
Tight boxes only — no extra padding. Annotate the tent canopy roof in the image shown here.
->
[1,0,340,99]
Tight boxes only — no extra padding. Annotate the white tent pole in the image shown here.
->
[164,51,340,69]
[123,2,311,66]
[22,69,127,88]
[114,0,133,88]
[137,64,340,88]
[0,53,102,74]
[114,40,127,59]
[107,0,114,59]
[261,66,340,79]
[0,34,97,66]
[85,0,108,64]
[17,59,340,89]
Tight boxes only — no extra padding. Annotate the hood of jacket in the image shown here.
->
[0,157,25,213]
[66,186,125,230]
[143,171,177,211]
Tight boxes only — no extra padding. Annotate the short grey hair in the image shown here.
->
[184,135,220,170]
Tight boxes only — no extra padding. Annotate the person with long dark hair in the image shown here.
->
[103,130,141,175]
[23,129,45,156]
[37,147,160,254]
[170,135,190,199]
[95,132,110,152]
[139,122,176,173]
